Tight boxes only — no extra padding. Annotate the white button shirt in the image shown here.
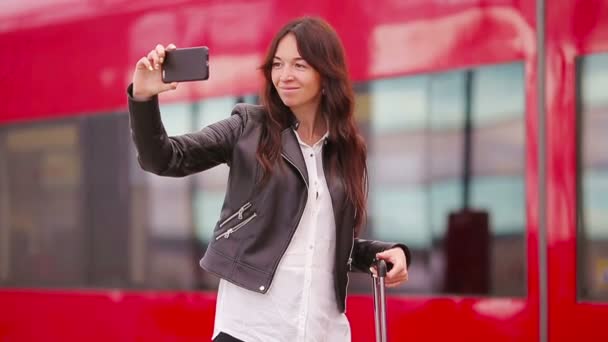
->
[212,130,351,342]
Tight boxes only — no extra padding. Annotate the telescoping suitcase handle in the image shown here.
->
[372,259,388,342]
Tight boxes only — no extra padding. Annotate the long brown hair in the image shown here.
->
[257,16,368,236]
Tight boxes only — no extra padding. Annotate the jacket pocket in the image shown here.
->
[214,202,256,240]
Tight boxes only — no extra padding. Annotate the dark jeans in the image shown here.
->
[213,332,245,342]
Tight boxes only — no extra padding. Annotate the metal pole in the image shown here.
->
[463,70,473,210]
[373,278,382,342]
[536,0,548,341]
[0,134,9,282]
[372,260,388,342]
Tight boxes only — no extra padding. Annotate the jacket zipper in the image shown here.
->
[256,148,309,295]
[216,213,257,240]
[344,230,355,312]
[219,202,252,228]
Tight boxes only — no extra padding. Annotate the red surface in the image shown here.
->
[0,289,217,341]
[0,0,607,340]
[0,0,530,124]
[0,290,532,342]
[545,0,608,341]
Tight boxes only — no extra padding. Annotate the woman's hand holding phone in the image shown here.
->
[132,44,179,101]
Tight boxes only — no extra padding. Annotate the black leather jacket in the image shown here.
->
[127,85,411,312]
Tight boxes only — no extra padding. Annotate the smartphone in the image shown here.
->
[162,46,209,83]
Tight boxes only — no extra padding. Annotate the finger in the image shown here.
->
[166,43,177,50]
[376,249,394,259]
[160,82,179,92]
[375,250,398,266]
[377,255,399,275]
[391,272,408,282]
[369,267,377,277]
[386,281,404,288]
[385,275,408,287]
[385,269,407,283]
[147,50,161,70]
[385,279,402,287]
[377,249,407,274]
[138,56,154,71]
[387,262,405,279]
[155,44,166,64]
[386,281,399,288]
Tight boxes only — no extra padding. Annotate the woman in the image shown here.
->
[128,16,410,342]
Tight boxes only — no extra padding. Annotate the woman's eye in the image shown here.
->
[295,63,306,69]
[272,62,282,68]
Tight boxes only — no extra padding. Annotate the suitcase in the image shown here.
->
[371,259,388,342]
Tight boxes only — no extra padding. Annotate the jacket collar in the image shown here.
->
[280,126,346,219]
[280,112,331,190]
[281,128,309,188]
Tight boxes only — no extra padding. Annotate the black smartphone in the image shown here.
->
[162,46,209,83]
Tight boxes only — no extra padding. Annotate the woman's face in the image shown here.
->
[271,33,322,112]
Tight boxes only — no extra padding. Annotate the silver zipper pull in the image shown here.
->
[238,203,252,220]
[215,209,256,241]
[224,228,234,239]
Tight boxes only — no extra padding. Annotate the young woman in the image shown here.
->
[128,16,410,342]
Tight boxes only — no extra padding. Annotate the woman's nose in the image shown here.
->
[280,67,295,81]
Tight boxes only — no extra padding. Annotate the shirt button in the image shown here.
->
[310,153,313,157]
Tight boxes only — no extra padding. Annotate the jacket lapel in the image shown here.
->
[280,127,347,223]
[281,128,309,188]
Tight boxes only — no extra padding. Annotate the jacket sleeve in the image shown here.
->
[350,238,411,273]
[127,83,248,177]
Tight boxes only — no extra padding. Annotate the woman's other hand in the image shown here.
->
[370,248,409,288]
[132,43,179,100]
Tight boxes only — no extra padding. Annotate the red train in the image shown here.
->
[1,0,607,341]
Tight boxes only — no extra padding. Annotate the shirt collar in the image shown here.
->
[292,129,329,148]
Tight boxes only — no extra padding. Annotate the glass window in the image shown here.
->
[192,97,235,290]
[0,94,255,291]
[0,67,527,297]
[1,122,84,287]
[349,62,526,297]
[135,102,197,290]
[577,53,608,301]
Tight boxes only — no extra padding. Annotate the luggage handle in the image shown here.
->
[372,259,388,342]
[374,258,388,277]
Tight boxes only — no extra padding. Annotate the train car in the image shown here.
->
[0,0,607,341]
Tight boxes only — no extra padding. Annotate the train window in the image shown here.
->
[348,62,526,297]
[141,96,259,290]
[0,94,258,290]
[132,102,198,289]
[192,97,235,290]
[0,122,85,287]
[577,53,608,301]
[0,74,527,297]
[136,98,252,290]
